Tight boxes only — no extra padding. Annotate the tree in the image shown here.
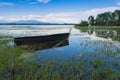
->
[95,12,113,26]
[114,10,120,25]
[77,20,89,27]
[88,16,94,26]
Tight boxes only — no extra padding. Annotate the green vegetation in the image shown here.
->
[75,20,89,27]
[94,10,120,26]
[91,58,104,68]
[88,15,95,26]
[92,67,119,80]
[0,35,13,39]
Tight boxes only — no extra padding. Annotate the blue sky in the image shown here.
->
[0,0,120,23]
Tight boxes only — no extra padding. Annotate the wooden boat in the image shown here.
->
[14,33,70,45]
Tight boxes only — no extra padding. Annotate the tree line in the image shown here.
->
[76,9,120,26]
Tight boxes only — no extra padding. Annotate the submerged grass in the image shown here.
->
[0,35,120,80]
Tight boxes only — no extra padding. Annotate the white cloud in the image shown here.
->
[29,0,50,4]
[0,16,3,19]
[37,0,50,4]
[29,2,38,4]
[0,6,119,23]
[0,2,14,6]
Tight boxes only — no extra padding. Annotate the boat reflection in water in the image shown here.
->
[15,39,69,51]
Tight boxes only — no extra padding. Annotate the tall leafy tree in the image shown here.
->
[114,10,120,25]
[76,20,89,27]
[88,16,94,26]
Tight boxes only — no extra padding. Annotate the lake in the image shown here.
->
[0,25,120,57]
[0,25,120,79]
[0,25,120,61]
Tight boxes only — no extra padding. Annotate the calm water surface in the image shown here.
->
[0,25,120,69]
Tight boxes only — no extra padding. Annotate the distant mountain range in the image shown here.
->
[0,20,75,25]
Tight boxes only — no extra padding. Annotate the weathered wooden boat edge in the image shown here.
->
[14,33,70,45]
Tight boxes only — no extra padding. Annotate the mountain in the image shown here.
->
[0,20,51,25]
[0,20,75,25]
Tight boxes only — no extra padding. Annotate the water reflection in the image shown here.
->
[17,40,69,51]
[79,27,120,42]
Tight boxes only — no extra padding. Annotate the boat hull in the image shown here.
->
[14,33,69,45]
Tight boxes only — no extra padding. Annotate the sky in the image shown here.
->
[0,0,120,23]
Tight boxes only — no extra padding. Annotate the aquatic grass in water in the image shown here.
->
[91,66,119,80]
[0,45,120,80]
[0,46,23,79]
[91,58,105,68]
